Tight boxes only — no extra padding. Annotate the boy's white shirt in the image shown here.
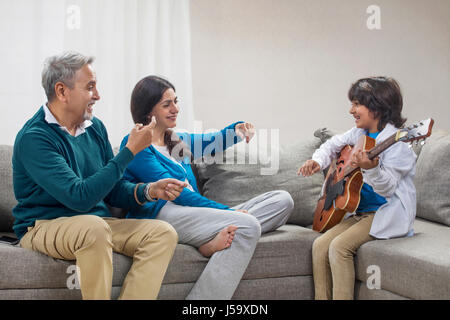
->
[311,123,417,239]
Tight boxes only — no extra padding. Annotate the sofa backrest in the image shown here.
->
[1,128,448,232]
[194,127,450,228]
[414,129,450,226]
[194,133,327,227]
[0,145,16,232]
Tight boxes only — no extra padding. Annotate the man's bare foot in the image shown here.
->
[198,225,238,257]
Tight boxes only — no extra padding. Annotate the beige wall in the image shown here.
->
[190,0,450,141]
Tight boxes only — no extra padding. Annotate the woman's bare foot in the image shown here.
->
[198,225,238,257]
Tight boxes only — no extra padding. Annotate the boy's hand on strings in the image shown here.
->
[351,149,379,170]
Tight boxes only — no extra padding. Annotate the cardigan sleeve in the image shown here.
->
[121,140,231,210]
[178,121,244,160]
[362,141,416,198]
[17,131,136,212]
[312,127,361,170]
[101,127,147,209]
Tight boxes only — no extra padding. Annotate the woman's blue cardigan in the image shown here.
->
[119,121,244,219]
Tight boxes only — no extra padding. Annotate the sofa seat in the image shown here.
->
[0,224,319,299]
[355,218,450,299]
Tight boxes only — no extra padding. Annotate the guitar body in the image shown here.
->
[312,135,376,233]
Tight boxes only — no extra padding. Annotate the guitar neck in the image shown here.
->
[342,133,398,177]
[339,118,433,178]
[366,133,397,160]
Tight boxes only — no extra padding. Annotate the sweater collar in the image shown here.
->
[43,103,93,137]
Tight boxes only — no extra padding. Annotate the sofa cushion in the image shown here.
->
[414,130,450,226]
[0,224,318,290]
[0,242,132,289]
[163,224,319,284]
[355,218,450,300]
[195,137,325,227]
[354,281,409,300]
[0,145,16,232]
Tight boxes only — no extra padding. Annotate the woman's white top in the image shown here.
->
[152,144,195,208]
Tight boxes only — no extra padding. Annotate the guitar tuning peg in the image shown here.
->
[420,140,426,146]
[408,143,413,148]
[415,140,419,145]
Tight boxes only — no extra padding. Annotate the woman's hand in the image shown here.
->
[235,209,249,214]
[351,149,379,170]
[297,160,321,177]
[235,122,255,143]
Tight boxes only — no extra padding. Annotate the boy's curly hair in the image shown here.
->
[348,77,407,131]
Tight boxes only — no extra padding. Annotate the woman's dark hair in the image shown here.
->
[348,77,407,131]
[130,75,191,159]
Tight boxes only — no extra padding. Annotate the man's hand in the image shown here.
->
[126,116,157,156]
[351,149,379,170]
[235,122,255,143]
[297,159,321,177]
[148,178,188,201]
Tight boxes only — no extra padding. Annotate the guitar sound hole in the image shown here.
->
[320,215,323,221]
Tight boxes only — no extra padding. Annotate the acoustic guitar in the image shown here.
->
[312,118,434,233]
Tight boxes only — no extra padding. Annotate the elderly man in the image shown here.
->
[12,51,187,300]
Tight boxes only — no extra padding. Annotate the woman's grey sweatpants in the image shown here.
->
[157,190,294,300]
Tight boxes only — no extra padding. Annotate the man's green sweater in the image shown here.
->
[12,107,147,239]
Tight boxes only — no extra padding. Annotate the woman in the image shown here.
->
[120,75,294,300]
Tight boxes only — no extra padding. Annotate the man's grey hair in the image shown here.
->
[42,51,95,102]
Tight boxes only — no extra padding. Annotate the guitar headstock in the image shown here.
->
[396,118,434,144]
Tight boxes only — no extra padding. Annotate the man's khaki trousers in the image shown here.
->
[20,215,178,300]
